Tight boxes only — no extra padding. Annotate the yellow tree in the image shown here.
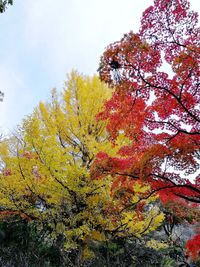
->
[0,71,164,262]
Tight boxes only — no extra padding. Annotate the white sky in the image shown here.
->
[0,0,199,134]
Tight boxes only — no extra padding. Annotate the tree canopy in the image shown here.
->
[95,0,200,262]
[96,0,200,205]
[0,72,164,264]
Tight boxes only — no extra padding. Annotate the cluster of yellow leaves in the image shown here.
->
[146,239,169,250]
[0,71,164,257]
[120,207,164,238]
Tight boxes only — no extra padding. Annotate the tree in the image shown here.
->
[96,0,200,204]
[0,0,13,13]
[0,71,164,265]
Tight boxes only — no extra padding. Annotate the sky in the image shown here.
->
[0,0,199,135]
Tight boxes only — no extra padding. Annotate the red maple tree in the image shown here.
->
[95,0,200,204]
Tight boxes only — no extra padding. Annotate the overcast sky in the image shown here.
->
[0,0,199,134]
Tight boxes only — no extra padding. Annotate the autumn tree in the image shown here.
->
[0,71,164,265]
[96,0,200,204]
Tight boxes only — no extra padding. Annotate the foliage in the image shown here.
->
[186,234,200,262]
[95,0,200,264]
[0,0,13,13]
[0,1,199,265]
[0,217,62,267]
[97,0,200,204]
[88,238,186,267]
[164,199,200,225]
[0,72,164,265]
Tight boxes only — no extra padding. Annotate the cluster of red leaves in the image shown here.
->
[96,0,200,205]
[186,234,200,260]
[3,169,12,176]
[0,210,32,222]
[165,199,200,224]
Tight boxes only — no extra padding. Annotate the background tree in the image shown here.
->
[0,0,13,13]
[0,217,62,267]
[97,0,200,204]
